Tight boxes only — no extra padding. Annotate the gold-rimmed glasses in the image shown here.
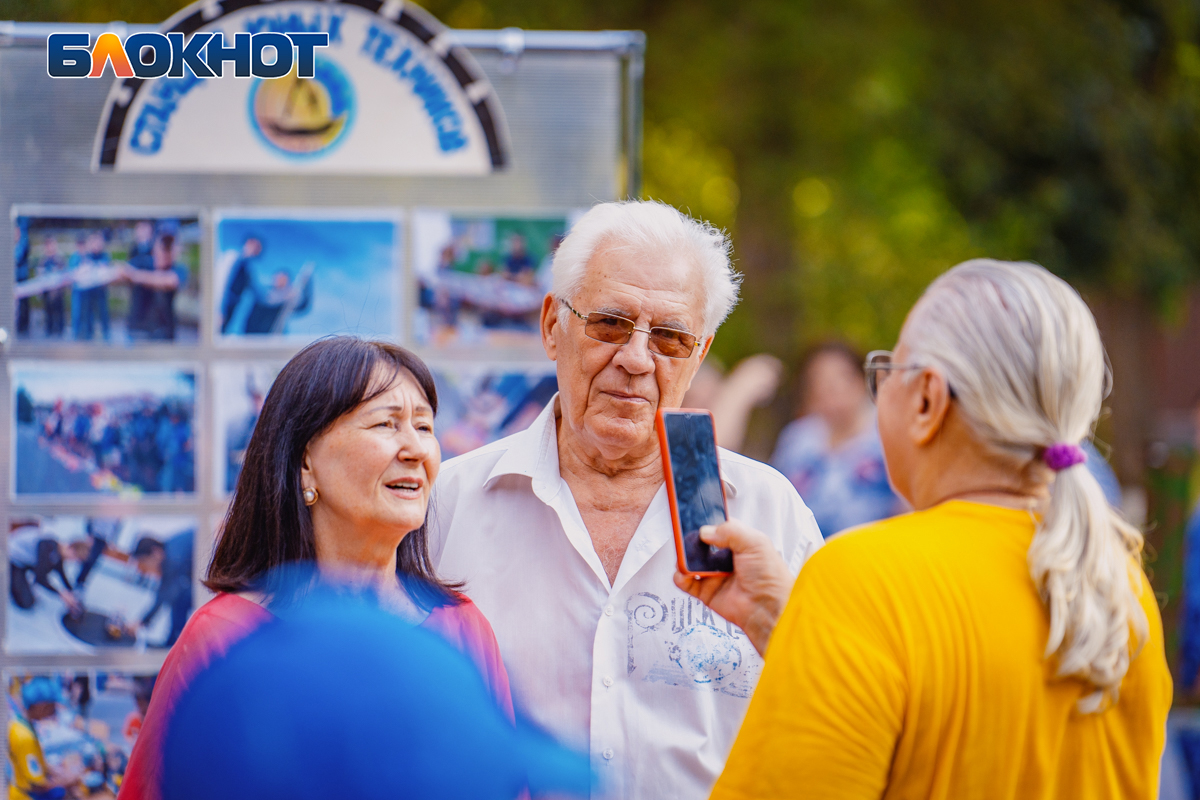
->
[560,299,700,359]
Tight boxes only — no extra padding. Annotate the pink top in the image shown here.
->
[117,592,513,800]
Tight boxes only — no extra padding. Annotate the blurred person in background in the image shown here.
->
[1175,392,1200,794]
[431,200,822,800]
[15,221,31,336]
[503,232,536,286]
[678,260,1170,800]
[1082,439,1123,508]
[219,235,262,334]
[8,677,85,800]
[125,530,194,648]
[772,341,903,537]
[9,518,82,616]
[70,230,112,341]
[682,354,783,453]
[242,268,313,334]
[224,378,266,493]
[128,221,154,263]
[123,676,156,746]
[119,337,512,800]
[125,232,188,341]
[73,518,120,592]
[154,405,194,493]
[37,237,68,338]
[128,405,163,492]
[159,586,591,800]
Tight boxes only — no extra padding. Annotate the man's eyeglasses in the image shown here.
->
[863,350,924,403]
[560,299,700,359]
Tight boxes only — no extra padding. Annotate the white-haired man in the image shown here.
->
[429,201,823,799]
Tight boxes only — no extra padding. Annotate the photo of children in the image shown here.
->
[6,516,195,655]
[412,211,577,347]
[7,671,158,798]
[12,363,196,496]
[431,364,559,458]
[212,362,284,495]
[12,212,201,344]
[214,212,400,343]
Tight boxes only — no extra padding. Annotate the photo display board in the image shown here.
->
[0,4,642,782]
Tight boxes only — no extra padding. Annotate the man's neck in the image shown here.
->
[558,432,663,487]
[555,415,664,585]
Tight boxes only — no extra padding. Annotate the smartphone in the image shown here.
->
[657,408,733,576]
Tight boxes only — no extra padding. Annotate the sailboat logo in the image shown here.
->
[249,57,354,158]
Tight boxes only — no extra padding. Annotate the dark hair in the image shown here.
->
[206,336,458,610]
[132,537,165,558]
[803,340,865,379]
[133,675,156,705]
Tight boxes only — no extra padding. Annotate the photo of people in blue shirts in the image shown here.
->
[12,213,201,345]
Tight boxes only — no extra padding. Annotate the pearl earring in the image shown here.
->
[303,487,318,506]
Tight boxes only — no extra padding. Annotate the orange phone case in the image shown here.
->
[656,407,731,577]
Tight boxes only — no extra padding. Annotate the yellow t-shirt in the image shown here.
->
[712,500,1172,800]
[8,718,47,800]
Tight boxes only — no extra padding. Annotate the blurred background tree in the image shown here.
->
[6,0,1199,474]
[496,0,1200,481]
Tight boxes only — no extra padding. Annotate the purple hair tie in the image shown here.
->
[1043,442,1087,471]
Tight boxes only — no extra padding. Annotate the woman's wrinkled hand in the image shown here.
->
[672,519,794,657]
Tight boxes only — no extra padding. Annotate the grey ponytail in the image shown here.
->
[904,259,1147,712]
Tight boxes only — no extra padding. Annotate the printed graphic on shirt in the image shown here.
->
[625,592,763,698]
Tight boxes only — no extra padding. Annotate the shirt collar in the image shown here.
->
[483,393,740,498]
[484,394,562,498]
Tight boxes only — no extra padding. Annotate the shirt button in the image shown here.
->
[602,748,614,760]
[602,675,614,687]
[604,605,614,616]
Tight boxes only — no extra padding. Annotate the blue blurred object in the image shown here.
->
[20,676,61,709]
[162,584,593,800]
[1081,440,1122,507]
[771,414,902,538]
[1180,504,1200,693]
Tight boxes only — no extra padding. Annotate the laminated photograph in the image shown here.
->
[431,363,558,458]
[211,361,284,496]
[11,362,197,497]
[6,670,160,797]
[412,211,579,348]
[12,209,201,344]
[213,210,401,344]
[6,515,195,655]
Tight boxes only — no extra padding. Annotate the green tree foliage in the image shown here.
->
[441,0,1200,366]
[10,0,1200,461]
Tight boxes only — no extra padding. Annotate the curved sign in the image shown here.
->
[92,0,509,174]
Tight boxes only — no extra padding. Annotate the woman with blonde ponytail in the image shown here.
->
[678,259,1172,800]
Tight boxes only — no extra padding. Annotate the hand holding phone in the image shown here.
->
[657,408,733,575]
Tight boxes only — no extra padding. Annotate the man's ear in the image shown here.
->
[678,335,716,395]
[911,367,953,446]
[540,293,560,361]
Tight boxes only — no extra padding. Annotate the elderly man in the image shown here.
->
[430,200,822,799]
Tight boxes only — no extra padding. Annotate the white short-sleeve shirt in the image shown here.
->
[429,397,822,800]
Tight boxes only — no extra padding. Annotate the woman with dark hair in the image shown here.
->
[771,340,903,537]
[118,337,512,800]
